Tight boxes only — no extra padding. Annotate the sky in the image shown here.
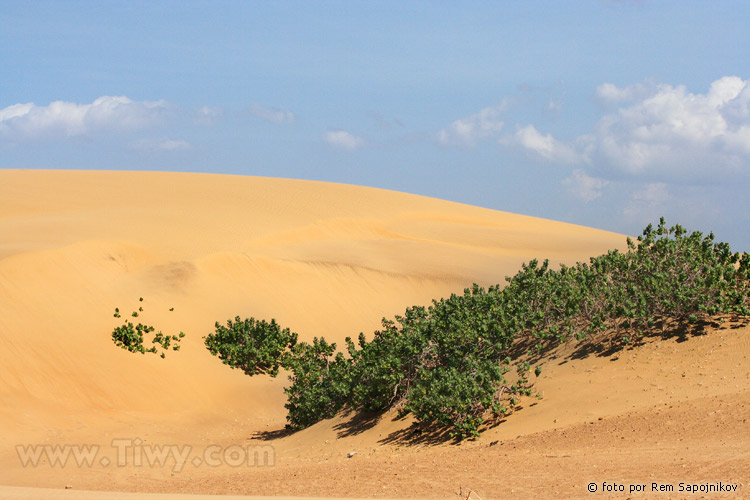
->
[2,0,749,250]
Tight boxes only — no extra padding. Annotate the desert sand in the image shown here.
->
[0,169,747,499]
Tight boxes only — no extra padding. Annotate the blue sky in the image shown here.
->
[2,1,749,250]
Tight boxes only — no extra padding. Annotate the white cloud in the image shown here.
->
[503,125,584,164]
[562,169,609,202]
[595,81,655,104]
[0,96,168,141]
[249,104,295,124]
[438,104,506,147]
[323,130,365,150]
[588,76,750,179]
[504,76,750,184]
[0,103,34,122]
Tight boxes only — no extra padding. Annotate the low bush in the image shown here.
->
[282,337,353,429]
[204,316,298,377]
[205,219,750,438]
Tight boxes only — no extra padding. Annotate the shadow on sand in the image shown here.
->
[251,315,748,446]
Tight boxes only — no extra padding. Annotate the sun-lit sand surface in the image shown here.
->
[0,487,386,500]
[0,170,747,499]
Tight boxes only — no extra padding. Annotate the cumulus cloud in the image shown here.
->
[249,104,295,124]
[562,169,609,202]
[0,96,168,141]
[0,103,34,122]
[595,81,656,104]
[588,76,750,179]
[503,125,584,164]
[438,104,506,147]
[506,76,750,183]
[323,130,365,150]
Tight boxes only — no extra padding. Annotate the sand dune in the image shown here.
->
[0,170,624,418]
[1,170,747,499]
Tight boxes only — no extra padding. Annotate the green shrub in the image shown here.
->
[111,321,152,354]
[346,306,431,412]
[204,219,750,438]
[344,288,531,438]
[110,300,184,358]
[282,338,352,429]
[204,316,298,377]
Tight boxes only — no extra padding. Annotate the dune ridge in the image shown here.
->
[0,170,624,419]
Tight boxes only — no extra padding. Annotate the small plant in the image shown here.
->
[110,300,185,358]
[152,331,183,351]
[111,321,152,354]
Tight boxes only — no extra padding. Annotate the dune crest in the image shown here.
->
[0,169,624,417]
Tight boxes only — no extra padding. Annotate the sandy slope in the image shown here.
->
[0,170,747,499]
